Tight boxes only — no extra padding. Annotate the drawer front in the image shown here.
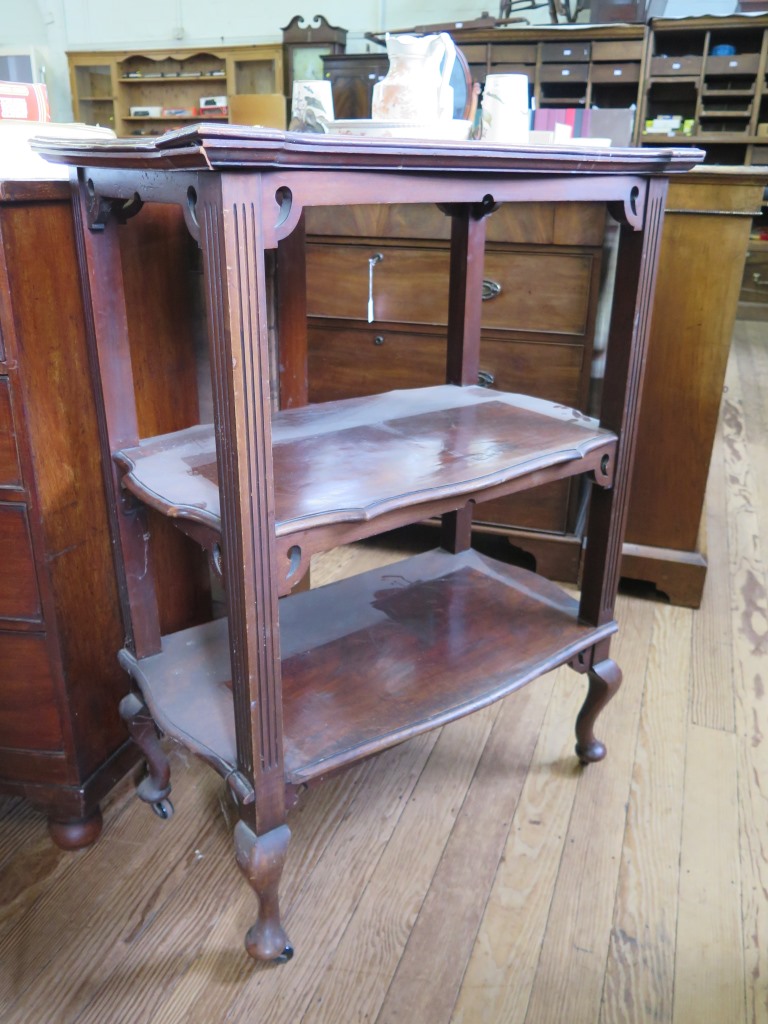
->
[0,377,22,488]
[706,53,760,76]
[307,324,584,406]
[0,631,63,750]
[307,324,582,533]
[460,44,489,64]
[489,42,538,64]
[480,250,594,336]
[473,480,571,534]
[487,64,534,81]
[306,244,594,337]
[0,502,42,622]
[539,63,590,84]
[591,40,644,62]
[590,62,640,84]
[650,56,702,77]
[541,42,591,62]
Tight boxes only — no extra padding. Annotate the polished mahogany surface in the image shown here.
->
[122,548,617,785]
[115,386,615,536]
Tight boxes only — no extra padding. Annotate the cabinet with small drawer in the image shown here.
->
[0,180,210,848]
[305,202,604,573]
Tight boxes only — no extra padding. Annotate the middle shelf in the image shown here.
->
[114,384,616,588]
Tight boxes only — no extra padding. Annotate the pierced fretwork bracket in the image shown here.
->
[438,195,501,221]
[607,183,645,231]
[84,182,144,232]
[588,447,615,489]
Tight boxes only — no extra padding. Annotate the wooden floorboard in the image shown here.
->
[1,322,767,1023]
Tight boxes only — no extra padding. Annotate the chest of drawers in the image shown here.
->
[305,201,605,577]
[0,181,210,845]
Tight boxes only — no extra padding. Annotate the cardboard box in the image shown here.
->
[228,93,286,130]
[0,81,50,122]
[196,105,228,118]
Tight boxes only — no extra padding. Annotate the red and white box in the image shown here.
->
[0,82,51,122]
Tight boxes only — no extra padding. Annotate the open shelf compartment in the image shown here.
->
[119,547,617,785]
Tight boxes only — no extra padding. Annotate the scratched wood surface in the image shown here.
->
[0,320,766,1023]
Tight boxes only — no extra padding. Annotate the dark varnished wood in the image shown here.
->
[113,387,615,538]
[579,177,668,632]
[35,126,701,955]
[0,182,210,846]
[118,549,618,785]
[47,810,103,850]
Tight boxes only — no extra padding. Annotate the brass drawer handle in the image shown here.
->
[482,279,502,301]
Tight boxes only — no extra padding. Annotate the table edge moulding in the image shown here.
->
[35,125,702,964]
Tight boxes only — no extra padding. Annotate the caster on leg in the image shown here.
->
[234,820,292,963]
[574,658,622,765]
[151,798,174,820]
[119,693,173,812]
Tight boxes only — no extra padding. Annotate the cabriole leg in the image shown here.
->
[234,820,293,963]
[575,658,623,765]
[119,692,173,818]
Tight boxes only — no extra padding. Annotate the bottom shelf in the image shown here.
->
[121,548,617,785]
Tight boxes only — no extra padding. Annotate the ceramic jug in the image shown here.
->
[371,33,457,122]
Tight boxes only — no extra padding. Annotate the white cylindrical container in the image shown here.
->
[290,79,335,132]
[481,74,530,145]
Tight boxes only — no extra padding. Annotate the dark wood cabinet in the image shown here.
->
[0,180,133,847]
[0,180,210,846]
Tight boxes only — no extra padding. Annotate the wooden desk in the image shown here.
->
[37,127,700,961]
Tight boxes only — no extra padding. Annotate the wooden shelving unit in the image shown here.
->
[67,45,283,137]
[35,125,701,963]
[639,15,768,162]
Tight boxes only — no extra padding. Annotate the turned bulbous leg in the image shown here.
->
[48,809,103,850]
[119,692,173,815]
[234,820,293,963]
[575,658,623,765]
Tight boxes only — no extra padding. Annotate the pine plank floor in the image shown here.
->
[0,320,766,1023]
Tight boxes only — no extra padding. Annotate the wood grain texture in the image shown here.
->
[723,332,768,1024]
[600,604,692,1024]
[1,319,768,1024]
[673,726,743,1024]
[520,595,655,1024]
[690,399,736,731]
